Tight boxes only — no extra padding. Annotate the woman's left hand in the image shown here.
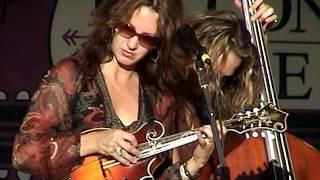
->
[181,123,227,178]
[192,123,226,169]
[192,125,215,168]
[234,0,278,32]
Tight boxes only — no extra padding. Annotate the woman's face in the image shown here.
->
[112,6,159,69]
[217,50,242,77]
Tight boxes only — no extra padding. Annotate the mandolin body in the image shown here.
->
[70,155,165,180]
[69,120,171,180]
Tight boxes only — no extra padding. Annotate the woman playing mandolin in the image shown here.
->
[12,0,219,179]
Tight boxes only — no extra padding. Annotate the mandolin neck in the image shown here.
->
[137,115,268,160]
[138,130,199,159]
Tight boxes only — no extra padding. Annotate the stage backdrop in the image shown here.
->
[0,0,319,179]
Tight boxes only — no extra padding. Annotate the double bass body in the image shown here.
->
[220,132,320,180]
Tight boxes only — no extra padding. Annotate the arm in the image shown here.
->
[12,58,82,179]
[155,94,217,179]
[158,126,215,180]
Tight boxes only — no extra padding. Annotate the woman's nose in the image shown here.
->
[127,36,139,50]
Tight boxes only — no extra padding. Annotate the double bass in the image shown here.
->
[210,0,320,179]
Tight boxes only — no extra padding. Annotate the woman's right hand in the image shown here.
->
[234,0,277,32]
[80,129,140,165]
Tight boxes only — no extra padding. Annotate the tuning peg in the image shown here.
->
[245,133,250,139]
[253,107,259,112]
[253,108,259,115]
[252,131,259,137]
[250,123,254,128]
[259,102,265,108]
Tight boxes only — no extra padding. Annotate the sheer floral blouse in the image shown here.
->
[12,57,186,179]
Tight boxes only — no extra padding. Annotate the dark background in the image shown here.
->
[0,0,319,179]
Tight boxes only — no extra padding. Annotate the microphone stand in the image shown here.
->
[195,59,230,180]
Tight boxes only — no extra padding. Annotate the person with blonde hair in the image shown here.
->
[174,1,277,179]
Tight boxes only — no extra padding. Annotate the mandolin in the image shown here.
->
[69,103,287,180]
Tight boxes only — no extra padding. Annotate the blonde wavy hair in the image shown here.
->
[187,10,263,119]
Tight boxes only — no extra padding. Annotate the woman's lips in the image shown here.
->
[122,49,134,58]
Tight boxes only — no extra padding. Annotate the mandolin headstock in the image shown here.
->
[224,103,289,134]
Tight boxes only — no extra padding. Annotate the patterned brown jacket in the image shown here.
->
[12,57,190,179]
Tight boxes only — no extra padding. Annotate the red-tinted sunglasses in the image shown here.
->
[115,24,160,49]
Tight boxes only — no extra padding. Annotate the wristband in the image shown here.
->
[182,162,201,179]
